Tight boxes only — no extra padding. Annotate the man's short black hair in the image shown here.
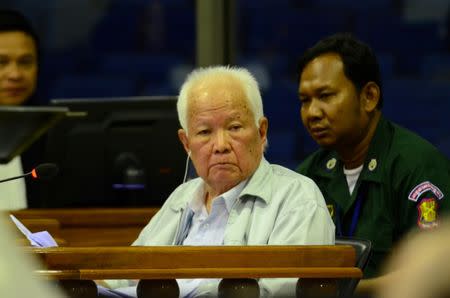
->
[0,9,39,53]
[297,32,383,108]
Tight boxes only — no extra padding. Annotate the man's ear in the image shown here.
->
[178,129,190,154]
[258,117,269,149]
[361,82,380,113]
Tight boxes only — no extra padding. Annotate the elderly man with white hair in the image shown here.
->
[103,66,334,297]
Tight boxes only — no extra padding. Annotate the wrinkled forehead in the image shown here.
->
[187,75,252,116]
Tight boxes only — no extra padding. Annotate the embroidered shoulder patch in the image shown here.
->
[408,181,444,202]
[417,198,439,229]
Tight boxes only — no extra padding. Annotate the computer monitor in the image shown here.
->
[0,106,68,164]
[40,96,187,208]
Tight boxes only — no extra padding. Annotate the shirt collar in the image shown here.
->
[222,179,248,212]
[170,158,271,212]
[187,184,206,214]
[359,116,391,183]
[188,178,248,214]
[312,116,391,184]
[240,158,272,204]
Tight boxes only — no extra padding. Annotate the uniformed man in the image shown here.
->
[296,32,450,295]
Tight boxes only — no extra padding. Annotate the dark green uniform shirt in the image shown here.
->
[297,117,450,278]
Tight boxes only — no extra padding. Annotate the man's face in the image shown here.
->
[178,77,268,195]
[299,53,366,149]
[0,31,38,105]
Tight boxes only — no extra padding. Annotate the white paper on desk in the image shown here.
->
[9,214,58,247]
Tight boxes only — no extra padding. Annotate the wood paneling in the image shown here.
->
[30,246,361,280]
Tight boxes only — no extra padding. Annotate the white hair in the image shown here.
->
[177,65,264,133]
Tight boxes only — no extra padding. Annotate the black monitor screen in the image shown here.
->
[40,96,187,207]
[0,106,67,164]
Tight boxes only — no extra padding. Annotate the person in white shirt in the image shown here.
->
[0,9,39,210]
[101,66,335,297]
[0,214,65,298]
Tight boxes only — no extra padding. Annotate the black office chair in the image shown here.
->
[335,236,372,298]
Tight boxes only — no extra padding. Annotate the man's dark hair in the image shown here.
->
[297,32,383,108]
[0,9,39,54]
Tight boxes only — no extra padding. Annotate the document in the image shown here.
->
[9,214,58,247]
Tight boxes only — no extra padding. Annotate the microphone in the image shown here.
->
[0,163,59,184]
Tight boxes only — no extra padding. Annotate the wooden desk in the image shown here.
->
[31,245,362,298]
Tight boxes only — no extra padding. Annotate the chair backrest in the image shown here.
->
[336,236,372,298]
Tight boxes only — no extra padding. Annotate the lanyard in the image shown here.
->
[336,184,366,237]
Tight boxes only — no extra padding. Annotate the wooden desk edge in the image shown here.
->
[36,267,362,280]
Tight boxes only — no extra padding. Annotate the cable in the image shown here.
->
[182,152,190,183]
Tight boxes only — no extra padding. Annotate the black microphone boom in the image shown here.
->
[0,173,28,183]
[0,163,59,184]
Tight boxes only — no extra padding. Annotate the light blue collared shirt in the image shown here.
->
[177,180,247,298]
[108,158,335,297]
